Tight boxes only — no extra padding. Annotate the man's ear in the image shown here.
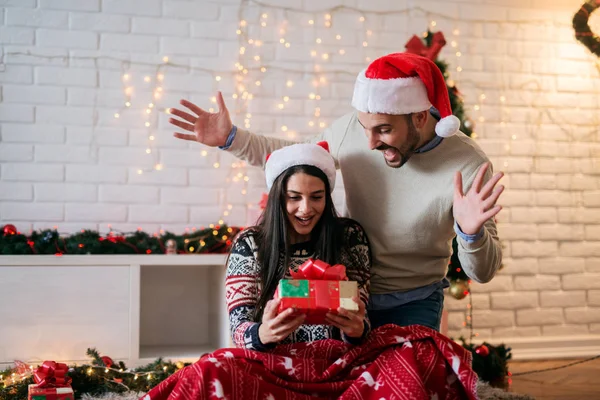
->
[412,110,429,129]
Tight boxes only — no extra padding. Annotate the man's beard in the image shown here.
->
[376,120,421,169]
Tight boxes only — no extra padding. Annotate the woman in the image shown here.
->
[226,141,371,350]
[143,142,478,400]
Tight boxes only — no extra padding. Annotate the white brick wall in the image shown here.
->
[1,0,599,342]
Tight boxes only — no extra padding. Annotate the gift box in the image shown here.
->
[28,384,74,400]
[28,361,73,400]
[276,259,358,325]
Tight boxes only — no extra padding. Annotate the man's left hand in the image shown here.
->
[453,162,504,235]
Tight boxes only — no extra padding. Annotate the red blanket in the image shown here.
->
[143,325,478,400]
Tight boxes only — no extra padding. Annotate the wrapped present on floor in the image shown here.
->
[276,259,358,324]
[28,361,74,400]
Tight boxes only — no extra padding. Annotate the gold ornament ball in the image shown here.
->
[449,280,470,300]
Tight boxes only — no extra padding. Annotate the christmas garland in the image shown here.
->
[0,344,511,399]
[0,224,242,255]
[573,0,600,57]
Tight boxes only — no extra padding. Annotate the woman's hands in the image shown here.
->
[258,298,306,345]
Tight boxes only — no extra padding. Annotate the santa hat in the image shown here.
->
[351,52,460,137]
[265,141,336,191]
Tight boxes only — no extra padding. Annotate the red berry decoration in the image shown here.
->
[475,344,490,357]
[101,356,114,368]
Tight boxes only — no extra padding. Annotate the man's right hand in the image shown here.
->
[168,91,233,148]
[258,298,306,345]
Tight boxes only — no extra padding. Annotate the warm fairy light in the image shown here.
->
[309,93,316,99]
[248,39,254,44]
[223,211,229,216]
[366,30,372,36]
[431,21,437,27]
[512,134,517,140]
[241,189,247,195]
[322,53,329,60]
[309,121,315,127]
[215,76,221,81]
[309,19,314,25]
[213,162,220,168]
[146,148,151,154]
[456,66,463,72]
[246,113,251,118]
[281,125,288,132]
[219,219,224,224]
[311,50,317,57]
[474,105,480,111]
[228,204,233,210]
[239,47,245,54]
[212,230,218,236]
[200,240,206,246]
[148,103,154,108]
[122,74,130,81]
[262,13,268,18]
[162,56,169,62]
[278,103,284,109]
[286,80,294,87]
[359,16,365,22]
[453,29,460,35]
[316,38,322,43]
[500,96,506,102]
[210,96,217,103]
[325,14,331,20]
[125,101,131,107]
[362,41,368,47]
[209,108,214,112]
[316,95,321,100]
[336,34,341,40]
[144,76,151,82]
[87,368,93,375]
[451,41,457,47]
[280,38,285,43]
[201,150,208,156]
[283,96,289,102]
[146,108,151,114]
[145,122,150,127]
[261,21,266,27]
[125,87,133,95]
[285,42,290,48]
[232,93,238,99]
[480,94,486,100]
[339,49,345,55]
[240,20,247,27]
[114,113,120,118]
[155,164,163,170]
[319,122,326,128]
[255,80,261,86]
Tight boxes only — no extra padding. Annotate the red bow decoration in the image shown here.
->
[404,31,447,61]
[34,361,72,388]
[289,259,348,281]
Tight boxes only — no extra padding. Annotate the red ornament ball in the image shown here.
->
[2,224,17,236]
[475,344,490,357]
[101,356,114,368]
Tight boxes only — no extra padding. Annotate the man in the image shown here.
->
[168,53,504,331]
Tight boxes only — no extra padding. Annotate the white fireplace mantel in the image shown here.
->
[0,255,229,367]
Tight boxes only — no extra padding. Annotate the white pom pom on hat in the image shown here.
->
[351,52,460,138]
[264,141,336,191]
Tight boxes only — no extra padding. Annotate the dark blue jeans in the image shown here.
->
[367,288,445,331]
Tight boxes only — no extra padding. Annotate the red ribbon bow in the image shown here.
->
[34,361,72,388]
[404,31,447,61]
[289,259,348,281]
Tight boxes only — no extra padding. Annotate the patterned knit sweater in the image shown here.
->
[225,220,371,351]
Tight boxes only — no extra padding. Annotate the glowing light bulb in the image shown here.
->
[309,19,314,25]
[162,56,169,62]
[144,76,150,82]
[114,113,120,118]
[149,135,155,141]
[281,125,288,132]
[215,76,221,81]
[336,34,341,40]
[359,16,365,22]
[286,80,294,87]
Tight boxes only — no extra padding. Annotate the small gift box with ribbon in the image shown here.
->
[275,259,358,325]
[28,361,74,400]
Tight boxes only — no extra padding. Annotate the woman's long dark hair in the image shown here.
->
[237,165,347,321]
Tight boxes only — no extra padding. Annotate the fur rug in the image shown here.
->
[81,381,535,400]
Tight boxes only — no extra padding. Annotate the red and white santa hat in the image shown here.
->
[265,141,336,191]
[351,52,460,138]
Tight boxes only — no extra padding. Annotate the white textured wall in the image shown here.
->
[1,0,599,342]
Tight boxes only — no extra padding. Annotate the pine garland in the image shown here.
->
[0,348,193,400]
[0,225,242,255]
